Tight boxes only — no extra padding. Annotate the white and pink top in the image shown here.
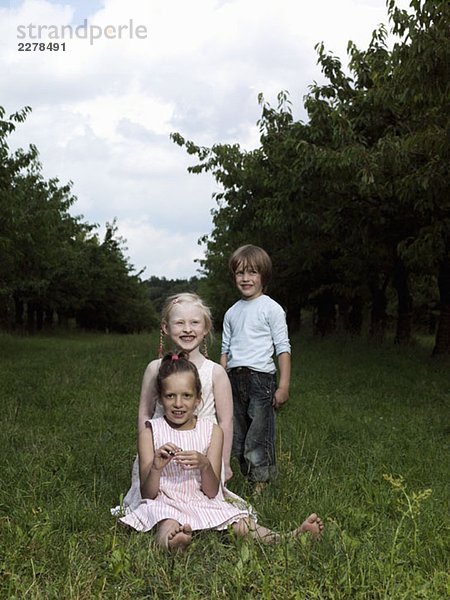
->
[113,358,219,515]
[119,417,250,532]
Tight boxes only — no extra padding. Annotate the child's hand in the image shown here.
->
[153,443,182,471]
[174,450,210,471]
[273,387,289,409]
[224,463,233,482]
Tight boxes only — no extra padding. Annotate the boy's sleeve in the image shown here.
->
[221,310,231,355]
[270,304,291,355]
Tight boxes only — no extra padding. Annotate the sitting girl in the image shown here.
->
[119,352,324,551]
[115,293,233,514]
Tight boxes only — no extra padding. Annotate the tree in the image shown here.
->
[386,0,450,353]
[171,0,449,354]
[0,106,157,333]
[74,221,158,333]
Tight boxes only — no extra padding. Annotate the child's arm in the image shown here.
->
[137,360,160,432]
[220,310,231,370]
[138,424,158,499]
[219,353,228,369]
[174,424,223,498]
[138,423,180,499]
[212,364,233,481]
[269,303,291,409]
[273,351,291,408]
[202,424,223,498]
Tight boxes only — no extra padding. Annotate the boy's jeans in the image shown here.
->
[229,367,277,483]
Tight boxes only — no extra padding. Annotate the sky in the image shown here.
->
[1,0,411,279]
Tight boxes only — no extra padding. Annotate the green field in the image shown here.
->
[0,332,448,599]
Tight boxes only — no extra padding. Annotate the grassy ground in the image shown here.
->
[0,331,448,599]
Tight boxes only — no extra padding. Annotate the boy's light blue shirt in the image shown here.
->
[221,294,291,373]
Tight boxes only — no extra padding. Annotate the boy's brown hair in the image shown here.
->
[228,245,272,289]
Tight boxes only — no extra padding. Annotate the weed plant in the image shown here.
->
[0,332,448,598]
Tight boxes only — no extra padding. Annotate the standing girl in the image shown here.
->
[116,293,233,514]
[119,353,323,551]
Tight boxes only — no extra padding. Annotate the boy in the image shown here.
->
[220,245,291,489]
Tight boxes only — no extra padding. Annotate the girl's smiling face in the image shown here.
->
[163,303,209,353]
[160,372,200,430]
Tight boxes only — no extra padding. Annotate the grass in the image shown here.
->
[0,331,448,599]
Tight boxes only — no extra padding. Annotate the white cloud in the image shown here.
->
[109,217,205,279]
[72,90,175,140]
[2,0,411,278]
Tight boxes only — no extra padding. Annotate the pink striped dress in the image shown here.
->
[119,417,251,532]
[113,359,218,516]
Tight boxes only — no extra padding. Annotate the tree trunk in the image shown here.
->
[337,297,350,333]
[0,294,11,330]
[433,251,450,356]
[286,301,302,333]
[58,312,69,328]
[44,307,55,329]
[27,301,37,332]
[393,258,413,345]
[369,277,388,341]
[14,295,24,329]
[349,295,364,335]
[35,303,44,331]
[314,290,336,337]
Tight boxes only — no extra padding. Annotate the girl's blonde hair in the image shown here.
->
[159,293,213,356]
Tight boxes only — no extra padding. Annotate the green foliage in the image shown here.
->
[0,332,448,598]
[0,108,156,333]
[74,221,158,333]
[143,275,201,315]
[171,0,450,352]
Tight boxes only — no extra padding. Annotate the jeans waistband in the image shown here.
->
[229,367,275,376]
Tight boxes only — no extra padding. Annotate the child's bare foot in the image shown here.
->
[292,513,324,541]
[253,482,267,495]
[167,523,193,552]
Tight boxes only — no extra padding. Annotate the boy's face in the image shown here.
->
[234,262,263,300]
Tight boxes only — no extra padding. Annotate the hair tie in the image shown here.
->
[171,354,179,361]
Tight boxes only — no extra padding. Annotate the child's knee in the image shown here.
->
[233,517,255,537]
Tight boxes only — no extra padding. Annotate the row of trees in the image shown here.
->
[172,0,449,355]
[0,107,157,333]
[144,276,200,313]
